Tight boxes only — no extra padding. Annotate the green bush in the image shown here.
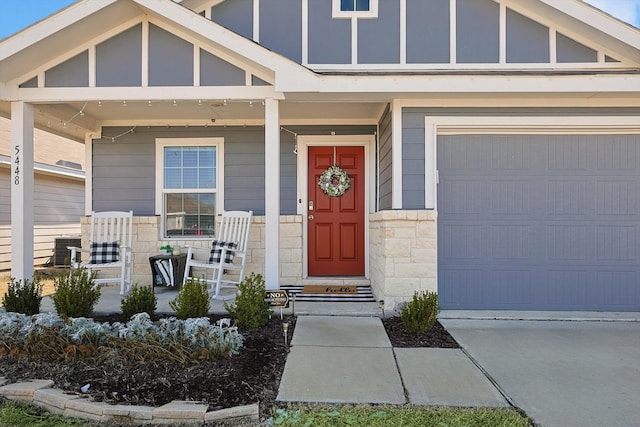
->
[1,276,42,315]
[224,273,272,329]
[169,277,210,319]
[121,284,157,319]
[52,268,101,318]
[400,290,439,335]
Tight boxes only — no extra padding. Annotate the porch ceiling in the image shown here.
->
[0,99,385,142]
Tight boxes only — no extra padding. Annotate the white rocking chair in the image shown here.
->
[69,210,133,295]
[183,210,253,300]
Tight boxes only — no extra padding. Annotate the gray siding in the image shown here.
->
[358,0,400,64]
[19,77,37,88]
[148,24,193,86]
[402,107,640,209]
[378,104,393,210]
[200,50,246,86]
[406,0,449,64]
[212,0,253,39]
[438,134,640,311]
[45,51,88,87]
[251,75,270,86]
[308,0,351,64]
[92,135,156,214]
[457,0,499,64]
[260,0,302,63]
[506,9,549,63]
[93,125,375,216]
[34,174,84,224]
[557,33,598,63]
[96,24,142,87]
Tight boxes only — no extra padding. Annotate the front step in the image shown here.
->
[291,301,383,317]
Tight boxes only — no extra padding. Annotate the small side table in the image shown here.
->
[149,253,187,290]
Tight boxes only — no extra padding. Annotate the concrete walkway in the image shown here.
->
[442,319,640,427]
[276,316,507,407]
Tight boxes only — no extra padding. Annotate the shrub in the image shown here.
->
[169,277,210,319]
[400,290,439,335]
[1,277,42,315]
[224,273,272,329]
[121,284,157,319]
[52,268,101,318]
[0,312,243,361]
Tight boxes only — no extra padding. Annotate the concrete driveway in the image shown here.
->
[441,318,640,427]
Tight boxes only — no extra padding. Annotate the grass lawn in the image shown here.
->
[0,400,532,427]
[269,405,532,426]
[0,400,88,427]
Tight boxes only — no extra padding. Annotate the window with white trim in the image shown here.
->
[156,138,223,238]
[333,0,378,18]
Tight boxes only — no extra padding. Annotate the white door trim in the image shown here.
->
[297,134,375,279]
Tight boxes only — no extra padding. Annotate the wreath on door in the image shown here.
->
[318,164,351,197]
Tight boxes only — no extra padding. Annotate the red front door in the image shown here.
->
[308,146,365,276]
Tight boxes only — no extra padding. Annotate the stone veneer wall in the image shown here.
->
[369,210,437,311]
[80,215,303,287]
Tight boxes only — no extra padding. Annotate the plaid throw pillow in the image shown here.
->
[209,240,237,264]
[89,241,120,264]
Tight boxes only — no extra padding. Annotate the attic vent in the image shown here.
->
[55,160,82,170]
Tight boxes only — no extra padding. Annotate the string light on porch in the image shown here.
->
[101,126,137,143]
[280,126,298,154]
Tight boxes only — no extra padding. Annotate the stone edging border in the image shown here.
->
[0,377,258,425]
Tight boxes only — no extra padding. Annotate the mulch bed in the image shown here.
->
[0,313,459,423]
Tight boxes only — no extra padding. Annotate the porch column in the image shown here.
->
[264,98,280,290]
[10,102,35,281]
[391,99,403,209]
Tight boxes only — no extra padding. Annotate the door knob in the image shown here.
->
[308,214,314,220]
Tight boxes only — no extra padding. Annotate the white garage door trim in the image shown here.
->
[424,116,640,210]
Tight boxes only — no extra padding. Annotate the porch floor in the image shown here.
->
[39,283,383,317]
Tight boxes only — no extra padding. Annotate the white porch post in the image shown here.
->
[391,99,403,209]
[10,102,35,281]
[264,98,280,290]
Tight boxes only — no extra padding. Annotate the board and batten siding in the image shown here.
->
[378,104,393,210]
[206,0,603,67]
[93,125,375,216]
[402,107,640,210]
[0,170,84,270]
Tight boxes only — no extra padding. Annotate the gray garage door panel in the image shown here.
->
[438,134,640,311]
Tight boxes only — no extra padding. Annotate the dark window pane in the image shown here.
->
[341,0,354,11]
[356,0,370,11]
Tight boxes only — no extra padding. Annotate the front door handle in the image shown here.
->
[308,214,314,220]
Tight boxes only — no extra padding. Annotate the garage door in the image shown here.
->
[438,134,640,311]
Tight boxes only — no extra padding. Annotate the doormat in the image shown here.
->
[302,285,358,294]
[280,285,375,302]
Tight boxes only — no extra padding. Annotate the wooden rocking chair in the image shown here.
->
[69,211,133,295]
[183,210,253,300]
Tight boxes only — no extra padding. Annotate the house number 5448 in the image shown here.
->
[13,146,20,185]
